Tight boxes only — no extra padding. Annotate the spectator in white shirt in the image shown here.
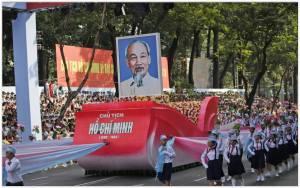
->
[5,146,24,186]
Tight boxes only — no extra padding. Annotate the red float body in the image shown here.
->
[73,97,218,171]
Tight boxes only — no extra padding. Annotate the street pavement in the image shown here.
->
[23,157,298,186]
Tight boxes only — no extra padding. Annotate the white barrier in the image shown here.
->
[2,86,44,94]
[194,88,245,94]
[2,86,176,95]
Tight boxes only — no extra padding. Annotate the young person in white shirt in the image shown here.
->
[224,129,236,181]
[157,135,176,186]
[245,123,256,173]
[264,130,280,177]
[277,127,289,173]
[224,135,245,186]
[285,125,297,169]
[210,129,225,183]
[247,132,266,182]
[201,136,222,186]
[5,146,24,186]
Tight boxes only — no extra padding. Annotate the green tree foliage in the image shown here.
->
[2,3,298,107]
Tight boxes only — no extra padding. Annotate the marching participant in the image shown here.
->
[155,135,176,186]
[264,130,280,177]
[277,127,289,173]
[233,125,243,159]
[293,124,298,154]
[289,116,298,155]
[285,125,297,169]
[245,123,256,173]
[259,123,268,139]
[210,129,225,183]
[201,136,222,186]
[247,132,266,182]
[224,135,245,186]
[225,129,236,181]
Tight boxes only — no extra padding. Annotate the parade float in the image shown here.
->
[73,97,219,174]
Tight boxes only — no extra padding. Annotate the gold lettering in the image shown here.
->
[68,61,72,72]
[91,62,99,73]
[104,64,110,74]
[99,64,105,74]
[110,64,114,74]
[78,60,83,72]
[72,61,77,72]
[84,64,88,72]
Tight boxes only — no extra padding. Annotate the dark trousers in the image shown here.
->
[6,181,24,186]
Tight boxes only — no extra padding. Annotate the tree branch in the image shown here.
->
[58,11,72,93]
[76,3,106,92]
[59,44,71,92]
[239,70,249,102]
[57,4,107,122]
[271,68,288,113]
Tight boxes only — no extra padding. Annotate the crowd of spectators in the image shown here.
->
[2,92,22,144]
[2,88,297,145]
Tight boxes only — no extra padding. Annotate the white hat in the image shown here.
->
[160,135,167,141]
[6,146,16,154]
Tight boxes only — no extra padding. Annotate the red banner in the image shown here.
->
[161,57,170,88]
[56,45,170,89]
[56,44,114,88]
[26,3,66,10]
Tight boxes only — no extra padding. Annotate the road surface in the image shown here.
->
[23,157,298,186]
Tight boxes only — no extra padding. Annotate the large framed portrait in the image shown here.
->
[116,33,163,98]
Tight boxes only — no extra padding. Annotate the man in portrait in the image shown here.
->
[119,40,161,97]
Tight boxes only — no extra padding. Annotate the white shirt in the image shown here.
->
[253,142,264,150]
[237,134,243,146]
[224,144,241,163]
[248,140,264,154]
[119,73,161,97]
[264,139,277,152]
[5,157,23,183]
[286,134,293,141]
[217,136,225,153]
[286,134,297,145]
[201,147,219,168]
[278,136,287,145]
[259,129,267,139]
[248,132,255,140]
[159,145,176,164]
[294,128,298,139]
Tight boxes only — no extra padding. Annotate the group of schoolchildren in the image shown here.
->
[201,114,298,186]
